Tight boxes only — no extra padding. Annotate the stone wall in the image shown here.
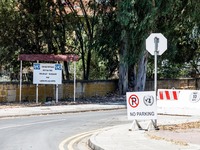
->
[0,78,199,103]
[145,78,200,91]
[0,80,118,102]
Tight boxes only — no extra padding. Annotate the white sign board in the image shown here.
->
[126,91,157,120]
[33,63,62,84]
[146,33,167,55]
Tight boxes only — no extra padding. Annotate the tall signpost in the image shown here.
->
[146,33,167,127]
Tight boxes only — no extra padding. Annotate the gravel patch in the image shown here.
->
[147,121,200,145]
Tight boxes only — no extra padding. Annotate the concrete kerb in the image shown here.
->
[88,124,138,150]
[88,125,126,150]
[89,134,104,150]
[88,127,115,150]
[88,124,200,150]
[88,115,200,150]
[0,103,126,118]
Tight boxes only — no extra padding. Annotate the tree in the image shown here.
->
[114,0,159,93]
[61,0,108,80]
[94,0,157,93]
[0,0,21,70]
[0,0,75,79]
[117,0,200,93]
[115,0,136,94]
[151,0,200,78]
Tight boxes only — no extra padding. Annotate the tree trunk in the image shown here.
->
[118,30,128,95]
[134,51,149,91]
[128,64,136,91]
[85,49,91,80]
[62,61,70,80]
[119,62,128,95]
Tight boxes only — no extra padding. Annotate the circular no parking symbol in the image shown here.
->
[129,94,139,108]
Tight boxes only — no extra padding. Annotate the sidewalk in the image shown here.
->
[0,103,200,150]
[89,115,200,150]
[0,103,126,118]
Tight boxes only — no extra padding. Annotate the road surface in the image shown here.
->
[0,109,129,150]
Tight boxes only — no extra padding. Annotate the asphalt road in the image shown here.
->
[0,109,129,150]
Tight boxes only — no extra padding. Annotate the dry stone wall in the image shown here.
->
[0,78,199,102]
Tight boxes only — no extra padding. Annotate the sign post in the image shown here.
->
[154,37,159,97]
[146,33,167,128]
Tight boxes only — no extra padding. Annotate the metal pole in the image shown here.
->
[19,60,22,103]
[56,62,59,103]
[154,37,159,93]
[74,61,76,103]
[36,84,38,103]
[154,37,159,128]
[56,84,58,103]
[36,60,39,104]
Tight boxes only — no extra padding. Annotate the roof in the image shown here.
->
[18,54,79,62]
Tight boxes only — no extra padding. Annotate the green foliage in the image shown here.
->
[116,0,138,28]
[0,0,20,67]
[154,0,200,78]
[0,0,199,82]
[147,59,191,79]
[94,4,120,78]
[0,0,77,79]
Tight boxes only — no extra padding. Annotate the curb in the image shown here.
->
[0,105,126,118]
[88,125,125,150]
[89,133,104,150]
[88,123,200,150]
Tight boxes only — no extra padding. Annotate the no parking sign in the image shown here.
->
[126,91,157,120]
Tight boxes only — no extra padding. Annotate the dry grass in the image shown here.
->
[146,133,188,146]
[146,121,200,146]
[159,121,200,131]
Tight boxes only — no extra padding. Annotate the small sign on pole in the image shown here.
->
[33,63,62,85]
[146,33,167,55]
[145,33,167,128]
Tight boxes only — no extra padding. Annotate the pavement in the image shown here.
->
[0,103,200,150]
[89,115,200,150]
[0,103,125,118]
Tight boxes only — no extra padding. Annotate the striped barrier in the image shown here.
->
[158,89,180,100]
[157,89,200,116]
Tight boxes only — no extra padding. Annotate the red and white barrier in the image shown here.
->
[158,89,180,100]
[157,89,200,116]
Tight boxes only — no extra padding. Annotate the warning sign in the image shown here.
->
[126,91,157,120]
[128,94,139,108]
[190,92,200,103]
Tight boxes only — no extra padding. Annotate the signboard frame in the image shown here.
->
[18,54,79,104]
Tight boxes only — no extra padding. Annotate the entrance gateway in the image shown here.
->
[18,54,79,103]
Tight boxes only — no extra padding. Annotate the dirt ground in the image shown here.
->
[0,94,126,109]
[147,121,200,146]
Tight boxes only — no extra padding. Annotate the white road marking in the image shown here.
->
[0,118,67,130]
